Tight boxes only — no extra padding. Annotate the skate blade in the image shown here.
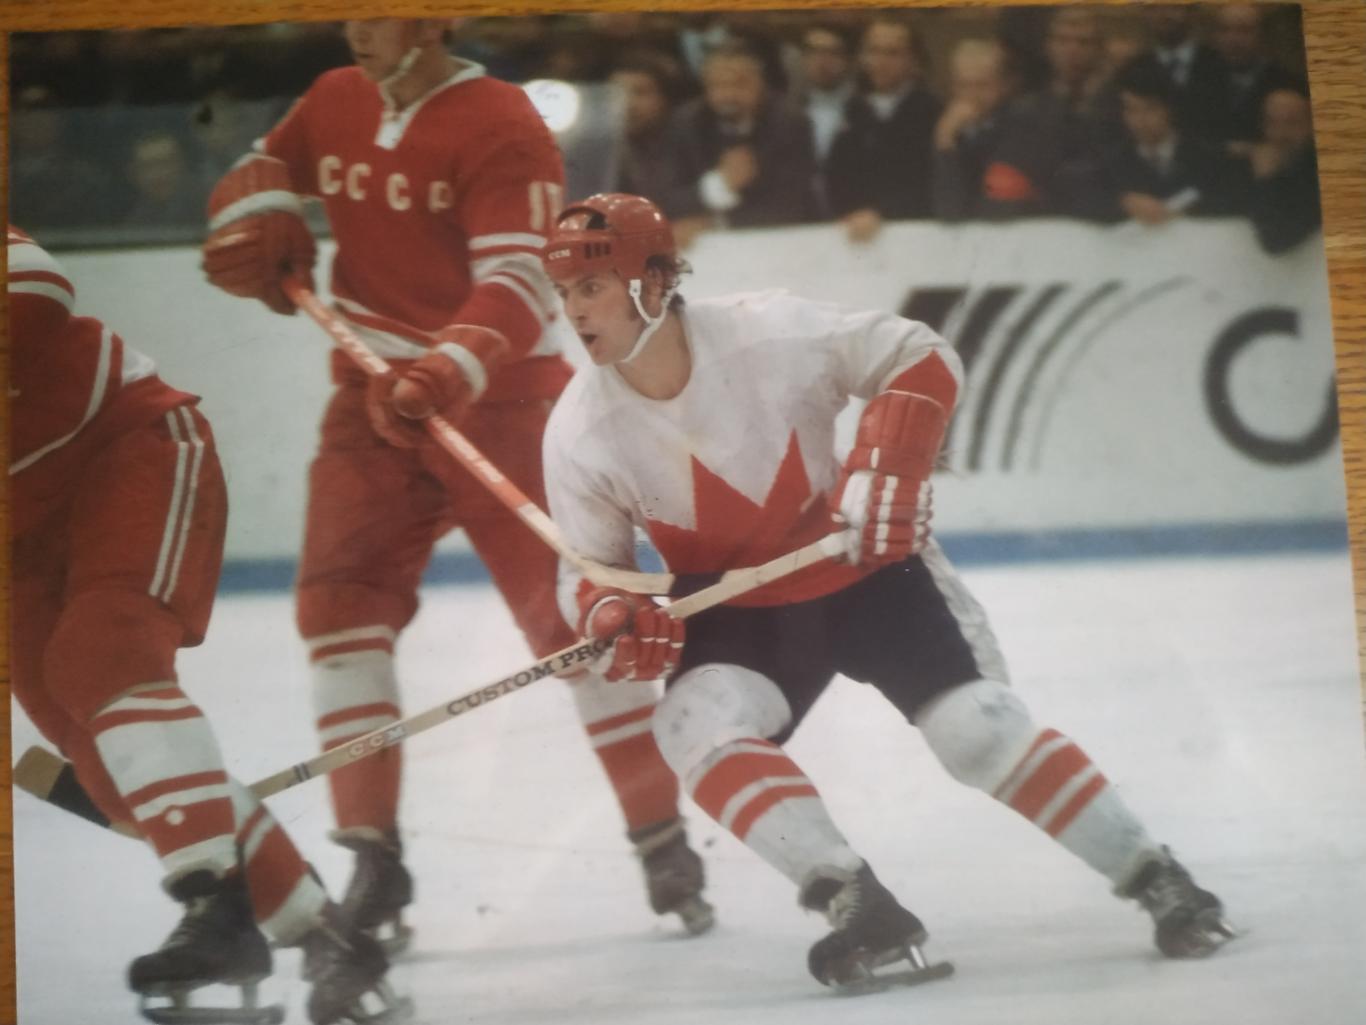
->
[1181,914,1241,958]
[673,896,716,937]
[141,1008,284,1025]
[830,945,955,996]
[139,979,284,1025]
[336,980,416,1025]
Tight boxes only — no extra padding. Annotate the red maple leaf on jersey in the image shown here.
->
[645,431,830,574]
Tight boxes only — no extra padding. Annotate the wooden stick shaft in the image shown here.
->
[247,530,846,798]
[281,278,674,595]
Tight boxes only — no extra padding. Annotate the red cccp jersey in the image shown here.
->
[261,64,571,399]
[7,227,193,536]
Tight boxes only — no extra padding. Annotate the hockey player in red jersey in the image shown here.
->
[8,227,407,1025]
[200,18,710,947]
[526,194,1233,990]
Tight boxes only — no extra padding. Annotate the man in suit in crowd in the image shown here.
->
[1131,3,1232,141]
[931,38,1018,221]
[1245,85,1321,253]
[824,15,942,241]
[975,7,1122,220]
[1210,3,1301,144]
[609,50,684,207]
[793,23,857,173]
[660,39,818,245]
[1100,60,1240,226]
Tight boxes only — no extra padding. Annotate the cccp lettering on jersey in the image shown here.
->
[318,155,454,213]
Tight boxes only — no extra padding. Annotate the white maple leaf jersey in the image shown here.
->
[260,64,573,399]
[544,289,962,618]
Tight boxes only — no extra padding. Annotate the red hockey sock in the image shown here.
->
[993,728,1110,838]
[309,644,402,832]
[687,738,859,885]
[690,739,820,840]
[571,675,680,831]
[231,783,328,944]
[584,704,682,830]
[90,685,238,880]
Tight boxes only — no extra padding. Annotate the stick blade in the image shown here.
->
[14,745,140,835]
[13,746,67,802]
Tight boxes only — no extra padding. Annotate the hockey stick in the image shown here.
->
[15,528,850,828]
[13,746,141,838]
[281,277,676,596]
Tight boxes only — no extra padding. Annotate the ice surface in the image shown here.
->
[13,553,1366,1024]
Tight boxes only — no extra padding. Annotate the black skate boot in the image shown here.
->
[1119,847,1238,958]
[629,818,715,935]
[333,829,414,956]
[299,903,413,1025]
[129,869,283,1025]
[800,863,953,994]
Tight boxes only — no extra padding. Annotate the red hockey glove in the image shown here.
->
[366,325,510,448]
[202,156,315,315]
[578,587,685,682]
[832,391,948,567]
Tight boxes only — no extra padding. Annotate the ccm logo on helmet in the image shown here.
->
[546,247,572,261]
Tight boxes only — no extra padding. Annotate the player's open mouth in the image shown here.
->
[580,333,598,347]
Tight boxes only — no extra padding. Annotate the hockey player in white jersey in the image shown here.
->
[510,193,1234,991]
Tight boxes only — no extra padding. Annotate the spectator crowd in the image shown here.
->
[11,4,1320,255]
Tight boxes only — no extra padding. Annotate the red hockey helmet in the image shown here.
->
[542,193,676,285]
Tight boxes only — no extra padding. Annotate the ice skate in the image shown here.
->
[630,818,715,935]
[299,903,413,1025]
[800,863,954,994]
[1120,847,1238,958]
[129,869,283,1025]
[333,829,414,956]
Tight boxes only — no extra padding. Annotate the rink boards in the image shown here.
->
[54,219,1346,577]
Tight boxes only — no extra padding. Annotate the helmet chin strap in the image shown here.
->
[624,278,676,363]
[378,46,424,111]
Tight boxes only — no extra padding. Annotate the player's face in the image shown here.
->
[345,19,418,81]
[554,272,644,366]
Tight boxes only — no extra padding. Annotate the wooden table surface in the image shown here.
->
[0,2,1362,1021]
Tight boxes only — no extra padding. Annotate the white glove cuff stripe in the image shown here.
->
[585,594,626,630]
[209,189,306,232]
[435,341,489,400]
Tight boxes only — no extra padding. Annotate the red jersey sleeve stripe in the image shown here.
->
[8,269,75,300]
[7,250,75,308]
[482,270,553,323]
